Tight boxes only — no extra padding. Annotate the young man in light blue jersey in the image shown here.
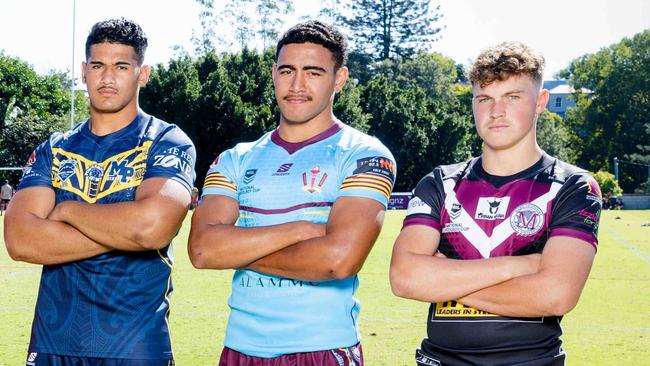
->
[189,21,396,366]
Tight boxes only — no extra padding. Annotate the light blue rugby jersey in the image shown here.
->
[202,121,396,357]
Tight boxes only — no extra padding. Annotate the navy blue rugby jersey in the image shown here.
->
[18,111,196,359]
[403,153,601,366]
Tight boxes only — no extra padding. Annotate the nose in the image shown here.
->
[100,67,116,85]
[489,99,506,119]
[289,71,306,92]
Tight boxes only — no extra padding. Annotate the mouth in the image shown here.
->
[283,95,312,104]
[97,87,117,97]
[488,123,509,131]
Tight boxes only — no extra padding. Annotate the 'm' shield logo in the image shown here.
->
[510,203,544,236]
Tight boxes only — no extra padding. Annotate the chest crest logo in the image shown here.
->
[57,158,78,182]
[243,169,258,184]
[510,203,544,236]
[302,165,328,193]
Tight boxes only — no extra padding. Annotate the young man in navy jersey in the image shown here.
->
[189,21,395,365]
[5,18,195,365]
[390,42,601,365]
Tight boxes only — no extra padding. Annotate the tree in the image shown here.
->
[536,111,580,163]
[339,0,443,61]
[193,0,294,53]
[0,113,66,183]
[0,53,70,130]
[592,170,622,196]
[560,30,650,191]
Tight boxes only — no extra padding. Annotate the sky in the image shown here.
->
[0,0,648,83]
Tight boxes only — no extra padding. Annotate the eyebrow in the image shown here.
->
[277,64,327,73]
[88,60,133,66]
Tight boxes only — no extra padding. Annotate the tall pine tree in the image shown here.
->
[339,0,443,61]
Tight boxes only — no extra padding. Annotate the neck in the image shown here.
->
[277,111,336,143]
[88,105,138,136]
[481,143,543,176]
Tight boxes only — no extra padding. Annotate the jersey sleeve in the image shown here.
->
[549,173,602,249]
[144,126,197,194]
[338,143,396,207]
[201,148,239,201]
[17,138,54,190]
[402,169,445,231]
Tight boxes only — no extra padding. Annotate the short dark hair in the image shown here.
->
[85,18,148,65]
[276,20,348,69]
[469,41,545,88]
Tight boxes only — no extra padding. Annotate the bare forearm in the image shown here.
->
[247,233,369,281]
[188,221,324,269]
[54,200,185,251]
[390,253,539,303]
[5,214,110,265]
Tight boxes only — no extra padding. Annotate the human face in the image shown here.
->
[82,42,149,116]
[272,42,348,126]
[472,74,548,153]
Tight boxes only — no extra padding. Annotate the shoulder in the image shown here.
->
[143,114,193,146]
[213,132,273,167]
[338,124,395,160]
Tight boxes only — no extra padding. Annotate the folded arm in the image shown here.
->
[246,197,385,281]
[187,194,326,269]
[389,224,541,303]
[50,177,191,251]
[4,187,111,265]
[459,236,596,317]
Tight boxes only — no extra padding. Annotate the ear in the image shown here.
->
[137,65,151,87]
[334,66,349,93]
[536,88,549,114]
[81,62,87,84]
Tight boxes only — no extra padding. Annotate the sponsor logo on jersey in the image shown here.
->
[51,142,151,203]
[585,177,602,203]
[441,222,469,233]
[407,196,431,215]
[302,166,328,193]
[433,301,498,318]
[578,209,600,229]
[415,350,441,365]
[27,352,38,363]
[475,196,510,220]
[243,169,258,184]
[238,273,320,288]
[272,163,294,176]
[22,150,37,177]
[152,146,193,177]
[510,203,544,236]
[353,156,396,180]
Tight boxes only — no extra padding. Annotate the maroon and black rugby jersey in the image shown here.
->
[403,153,601,366]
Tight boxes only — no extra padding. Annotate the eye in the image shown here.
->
[279,69,292,75]
[307,71,321,77]
[508,94,520,100]
[91,64,102,70]
[477,97,489,103]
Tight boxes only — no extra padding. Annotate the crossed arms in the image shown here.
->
[389,224,596,317]
[188,194,385,281]
[4,177,191,265]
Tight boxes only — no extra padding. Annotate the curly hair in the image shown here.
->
[276,20,348,69]
[469,42,545,88]
[85,18,148,65]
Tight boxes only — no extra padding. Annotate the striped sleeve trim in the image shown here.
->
[340,172,394,199]
[203,172,237,192]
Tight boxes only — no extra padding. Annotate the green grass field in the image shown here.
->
[1,210,649,365]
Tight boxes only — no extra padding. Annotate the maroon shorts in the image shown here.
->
[218,344,363,366]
